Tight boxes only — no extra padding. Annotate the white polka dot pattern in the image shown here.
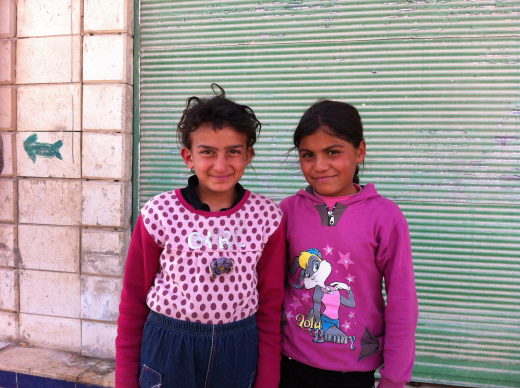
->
[141,190,283,324]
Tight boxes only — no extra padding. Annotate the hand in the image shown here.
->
[330,282,350,291]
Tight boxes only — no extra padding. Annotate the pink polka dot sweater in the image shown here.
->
[116,189,286,388]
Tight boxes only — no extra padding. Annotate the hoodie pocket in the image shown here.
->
[139,364,162,388]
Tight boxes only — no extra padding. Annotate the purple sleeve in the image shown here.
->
[254,219,286,388]
[377,217,419,388]
[115,215,162,388]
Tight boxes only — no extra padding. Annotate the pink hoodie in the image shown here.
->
[280,183,418,388]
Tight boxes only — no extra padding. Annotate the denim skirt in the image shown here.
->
[139,311,258,388]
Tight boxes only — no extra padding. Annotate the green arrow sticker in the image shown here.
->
[23,133,63,163]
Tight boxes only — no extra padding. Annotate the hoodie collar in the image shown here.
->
[299,182,381,206]
[298,183,381,226]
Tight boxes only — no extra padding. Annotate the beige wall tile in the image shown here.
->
[19,178,81,225]
[20,313,81,352]
[81,228,128,276]
[81,321,117,358]
[84,0,133,34]
[0,86,16,130]
[0,0,16,38]
[17,0,81,37]
[19,225,79,272]
[81,276,122,321]
[0,178,16,222]
[17,84,81,132]
[0,268,17,310]
[82,181,131,227]
[83,34,133,84]
[82,84,133,132]
[0,223,17,267]
[16,132,81,178]
[82,133,132,180]
[0,311,18,340]
[20,270,80,318]
[0,39,14,84]
[0,131,15,176]
[17,36,81,84]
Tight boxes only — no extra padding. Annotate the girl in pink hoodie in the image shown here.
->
[279,100,418,388]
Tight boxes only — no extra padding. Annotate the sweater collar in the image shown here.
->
[180,175,246,212]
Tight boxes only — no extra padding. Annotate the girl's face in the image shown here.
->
[298,126,366,197]
[181,123,254,204]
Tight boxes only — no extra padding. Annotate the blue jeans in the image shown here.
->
[139,311,258,388]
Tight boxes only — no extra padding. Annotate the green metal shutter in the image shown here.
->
[135,1,520,386]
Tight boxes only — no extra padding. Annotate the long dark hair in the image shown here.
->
[177,84,261,149]
[293,100,365,184]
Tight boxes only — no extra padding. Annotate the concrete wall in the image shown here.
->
[0,0,134,359]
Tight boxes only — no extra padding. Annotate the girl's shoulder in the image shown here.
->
[141,190,180,216]
[279,192,302,213]
[247,190,280,206]
[349,182,405,218]
[279,188,309,204]
[366,193,404,213]
[246,191,283,219]
[279,186,331,216]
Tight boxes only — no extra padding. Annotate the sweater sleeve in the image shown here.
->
[115,214,163,388]
[377,217,418,388]
[254,219,286,388]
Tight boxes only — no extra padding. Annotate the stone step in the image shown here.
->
[0,342,114,388]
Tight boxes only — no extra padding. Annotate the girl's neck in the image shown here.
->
[313,184,361,209]
[197,185,237,212]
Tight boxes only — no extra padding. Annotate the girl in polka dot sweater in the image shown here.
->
[116,85,286,388]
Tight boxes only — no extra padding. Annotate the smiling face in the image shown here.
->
[298,126,366,197]
[181,123,254,208]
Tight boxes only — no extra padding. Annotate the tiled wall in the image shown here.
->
[0,0,134,359]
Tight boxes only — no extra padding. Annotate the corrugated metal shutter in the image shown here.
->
[136,1,520,386]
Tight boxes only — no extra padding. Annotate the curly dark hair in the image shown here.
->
[177,84,262,149]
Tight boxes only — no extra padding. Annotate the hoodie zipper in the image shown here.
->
[327,205,336,226]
